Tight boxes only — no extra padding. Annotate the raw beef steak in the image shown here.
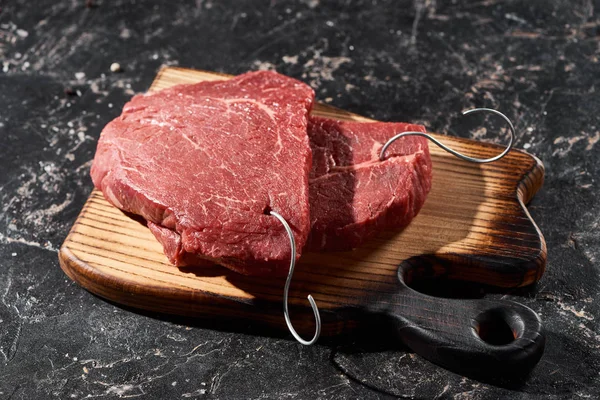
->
[147,114,433,263]
[306,116,432,251]
[91,71,315,276]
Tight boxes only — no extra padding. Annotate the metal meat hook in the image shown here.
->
[379,108,516,163]
[270,210,322,346]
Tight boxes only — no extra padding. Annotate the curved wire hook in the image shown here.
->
[270,210,321,346]
[379,108,515,163]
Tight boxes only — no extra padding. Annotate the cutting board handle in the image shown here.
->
[370,281,546,376]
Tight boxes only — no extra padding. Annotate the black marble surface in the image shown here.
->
[1,0,599,398]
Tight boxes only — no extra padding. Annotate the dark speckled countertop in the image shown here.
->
[1,0,599,398]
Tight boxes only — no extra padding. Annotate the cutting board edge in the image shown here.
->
[58,245,351,336]
[516,152,547,283]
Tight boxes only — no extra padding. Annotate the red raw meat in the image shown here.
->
[91,71,315,276]
[147,115,432,264]
[306,116,432,251]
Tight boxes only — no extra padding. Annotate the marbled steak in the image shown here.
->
[91,71,314,276]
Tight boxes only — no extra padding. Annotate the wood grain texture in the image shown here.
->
[59,67,547,374]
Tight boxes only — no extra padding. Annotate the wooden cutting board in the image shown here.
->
[59,67,546,376]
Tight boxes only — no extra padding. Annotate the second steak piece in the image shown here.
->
[306,116,432,251]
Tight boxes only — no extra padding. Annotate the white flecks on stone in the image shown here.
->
[110,62,121,72]
[553,135,587,157]
[120,28,131,39]
[504,13,528,24]
[16,171,37,197]
[304,55,351,85]
[75,72,86,80]
[16,29,29,38]
[11,253,17,257]
[470,127,487,140]
[182,389,207,397]
[166,333,187,342]
[251,60,276,71]
[523,143,531,149]
[557,301,594,321]
[27,195,74,226]
[586,131,599,151]
[282,55,298,65]
[106,384,137,396]
[0,232,57,253]
[325,20,334,27]
[108,103,113,108]
[301,0,319,8]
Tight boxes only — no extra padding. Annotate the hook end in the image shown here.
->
[307,294,322,342]
[271,210,322,346]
